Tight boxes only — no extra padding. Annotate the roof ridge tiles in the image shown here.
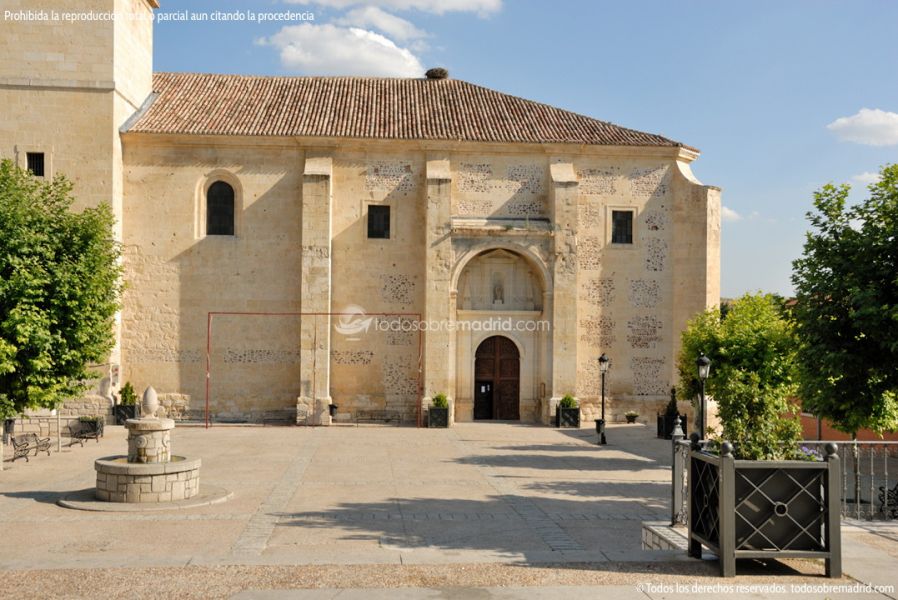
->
[126,72,693,151]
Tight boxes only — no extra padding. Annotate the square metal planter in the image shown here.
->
[114,404,138,425]
[555,407,580,428]
[428,407,449,428]
[687,439,841,577]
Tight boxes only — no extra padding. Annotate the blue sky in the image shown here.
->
[153,0,898,298]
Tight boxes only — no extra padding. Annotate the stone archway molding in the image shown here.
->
[450,241,551,299]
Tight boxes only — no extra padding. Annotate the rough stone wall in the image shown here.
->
[452,156,548,219]
[12,395,112,439]
[670,162,721,390]
[0,0,154,374]
[329,153,426,421]
[96,464,199,503]
[112,0,155,110]
[575,159,678,420]
[0,0,720,426]
[118,137,717,424]
[0,87,115,213]
[10,417,82,440]
[121,139,304,422]
[0,0,115,84]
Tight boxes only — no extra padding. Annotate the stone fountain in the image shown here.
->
[93,386,201,503]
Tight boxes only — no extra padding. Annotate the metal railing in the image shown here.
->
[671,437,898,524]
[800,441,898,521]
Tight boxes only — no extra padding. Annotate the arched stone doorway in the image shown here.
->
[452,247,548,422]
[474,336,520,420]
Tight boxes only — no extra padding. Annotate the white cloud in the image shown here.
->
[827,108,898,146]
[258,24,424,77]
[852,171,881,186]
[721,206,742,222]
[336,6,426,42]
[285,0,502,17]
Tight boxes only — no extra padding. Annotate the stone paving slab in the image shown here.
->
[229,584,895,600]
[0,422,676,570]
[2,420,897,600]
[230,586,649,600]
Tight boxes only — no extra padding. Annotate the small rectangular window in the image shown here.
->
[26,152,45,177]
[368,205,390,239]
[611,210,633,244]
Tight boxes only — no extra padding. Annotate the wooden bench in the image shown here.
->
[355,409,402,426]
[879,483,898,518]
[70,418,104,447]
[11,433,51,462]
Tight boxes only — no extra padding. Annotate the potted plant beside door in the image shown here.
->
[114,382,139,425]
[428,393,449,428]
[555,394,580,428]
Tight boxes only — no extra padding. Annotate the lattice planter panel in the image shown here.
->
[687,440,842,577]
[555,407,580,428]
[428,407,449,428]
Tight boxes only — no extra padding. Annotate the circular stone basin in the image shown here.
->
[95,455,201,503]
[104,455,189,464]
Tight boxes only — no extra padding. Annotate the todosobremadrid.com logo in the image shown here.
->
[334,305,373,336]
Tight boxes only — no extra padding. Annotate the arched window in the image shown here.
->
[206,181,235,236]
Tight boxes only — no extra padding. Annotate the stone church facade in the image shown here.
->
[0,0,720,425]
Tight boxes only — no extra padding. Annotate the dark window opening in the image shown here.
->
[207,181,235,236]
[26,152,45,177]
[611,210,634,244]
[368,205,390,239]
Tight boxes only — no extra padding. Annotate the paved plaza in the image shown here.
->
[2,422,898,599]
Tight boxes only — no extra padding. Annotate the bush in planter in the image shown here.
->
[120,383,137,406]
[558,395,576,409]
[679,295,841,577]
[677,293,801,457]
[624,410,638,423]
[114,382,139,424]
[556,394,580,428]
[429,393,449,428]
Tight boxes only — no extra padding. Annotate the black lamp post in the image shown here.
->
[696,353,711,439]
[597,353,609,445]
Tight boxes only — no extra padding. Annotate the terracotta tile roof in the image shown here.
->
[127,72,688,149]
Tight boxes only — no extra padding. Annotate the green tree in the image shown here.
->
[0,159,121,419]
[791,164,898,435]
[676,293,801,459]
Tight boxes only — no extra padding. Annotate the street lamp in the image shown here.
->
[696,353,711,439]
[597,353,610,445]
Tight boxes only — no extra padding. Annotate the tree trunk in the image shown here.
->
[852,433,860,520]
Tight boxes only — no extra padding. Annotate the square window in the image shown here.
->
[611,210,633,244]
[368,205,390,239]
[26,152,45,177]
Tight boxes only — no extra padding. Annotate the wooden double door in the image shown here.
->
[474,336,520,420]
